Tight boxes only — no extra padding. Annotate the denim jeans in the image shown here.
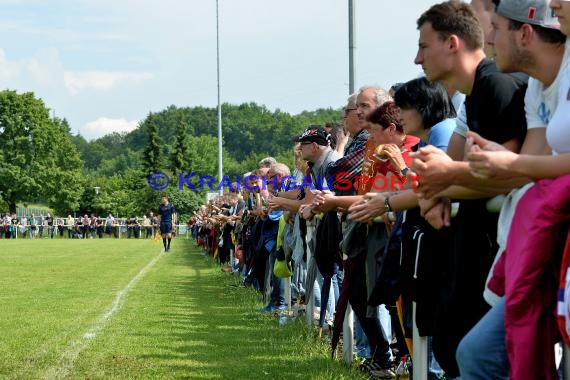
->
[290,260,306,302]
[267,250,285,306]
[378,304,392,345]
[317,264,343,327]
[354,305,392,360]
[456,297,508,379]
[354,317,371,359]
[428,336,445,380]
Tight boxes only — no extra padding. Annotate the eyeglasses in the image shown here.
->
[343,107,357,117]
[300,141,313,146]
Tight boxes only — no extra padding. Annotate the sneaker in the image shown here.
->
[358,358,375,372]
[359,360,395,380]
[369,368,396,380]
[256,304,287,313]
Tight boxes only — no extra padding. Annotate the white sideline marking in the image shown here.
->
[43,251,163,379]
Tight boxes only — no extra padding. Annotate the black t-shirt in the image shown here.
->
[459,58,528,224]
[464,58,528,144]
[458,59,528,228]
[158,203,176,224]
[433,59,529,366]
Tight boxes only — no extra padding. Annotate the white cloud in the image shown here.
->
[0,49,21,82]
[26,49,65,87]
[64,71,153,96]
[80,117,139,140]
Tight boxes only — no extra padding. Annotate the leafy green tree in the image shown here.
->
[0,90,84,214]
[65,102,342,216]
[165,189,203,222]
[88,169,148,218]
[48,118,85,215]
[187,135,219,178]
[170,122,190,174]
[57,117,71,134]
[97,149,143,177]
[89,173,133,218]
[142,113,163,176]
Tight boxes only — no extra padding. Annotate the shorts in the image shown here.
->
[160,222,172,234]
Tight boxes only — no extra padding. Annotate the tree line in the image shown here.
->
[0,90,341,221]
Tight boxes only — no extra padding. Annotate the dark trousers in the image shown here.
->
[348,257,392,367]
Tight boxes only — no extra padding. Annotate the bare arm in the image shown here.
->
[412,134,530,199]
[467,130,565,180]
[507,153,570,179]
[447,132,466,161]
[268,196,303,213]
[276,188,301,200]
[312,192,363,212]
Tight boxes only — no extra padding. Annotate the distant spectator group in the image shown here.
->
[0,212,176,240]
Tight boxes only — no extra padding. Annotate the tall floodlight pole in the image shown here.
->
[348,0,356,94]
[216,0,223,195]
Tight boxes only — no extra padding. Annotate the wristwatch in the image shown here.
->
[400,167,410,177]
[384,196,392,212]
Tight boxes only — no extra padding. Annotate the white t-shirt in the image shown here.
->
[525,39,570,130]
[546,67,570,155]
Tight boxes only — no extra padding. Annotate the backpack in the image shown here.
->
[314,211,342,279]
[398,207,450,336]
[368,212,404,307]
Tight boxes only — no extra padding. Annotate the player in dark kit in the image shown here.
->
[158,195,176,252]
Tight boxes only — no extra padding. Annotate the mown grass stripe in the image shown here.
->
[42,249,163,379]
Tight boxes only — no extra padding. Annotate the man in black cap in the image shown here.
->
[294,125,340,190]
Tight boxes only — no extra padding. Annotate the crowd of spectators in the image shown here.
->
[188,1,570,379]
[3,1,570,379]
[0,212,173,240]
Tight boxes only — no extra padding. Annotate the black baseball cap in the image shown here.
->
[293,125,330,146]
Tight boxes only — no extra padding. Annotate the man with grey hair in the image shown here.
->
[324,86,391,198]
[332,93,358,155]
[356,85,392,127]
[258,156,277,169]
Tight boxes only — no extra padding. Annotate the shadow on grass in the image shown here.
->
[135,241,363,380]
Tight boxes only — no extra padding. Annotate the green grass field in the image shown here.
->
[0,238,365,379]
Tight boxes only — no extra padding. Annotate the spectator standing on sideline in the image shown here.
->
[409,1,528,376]
[105,213,114,237]
[30,213,37,239]
[46,213,54,239]
[150,211,159,238]
[82,214,90,239]
[67,215,74,238]
[455,0,569,377]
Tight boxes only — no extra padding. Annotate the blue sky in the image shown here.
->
[0,0,431,140]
